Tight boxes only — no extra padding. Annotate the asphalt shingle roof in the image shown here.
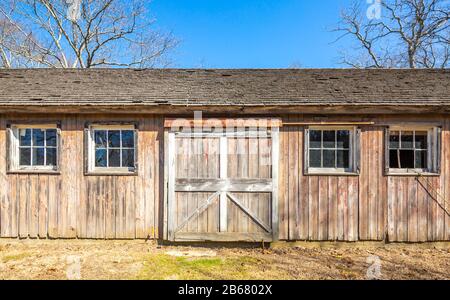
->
[0,68,448,107]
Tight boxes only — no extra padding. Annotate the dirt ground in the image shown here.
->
[0,239,448,280]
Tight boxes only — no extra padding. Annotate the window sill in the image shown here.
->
[304,171,359,176]
[386,171,440,177]
[7,169,60,175]
[85,170,138,176]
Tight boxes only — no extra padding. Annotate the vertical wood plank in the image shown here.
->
[126,177,135,238]
[10,175,18,237]
[426,177,434,240]
[397,177,408,242]
[271,127,280,240]
[227,137,237,232]
[78,121,87,238]
[288,122,299,240]
[237,137,248,233]
[318,177,328,240]
[58,122,69,237]
[408,177,418,242]
[348,176,358,241]
[359,128,369,240]
[98,178,106,239]
[368,128,378,240]
[167,132,176,240]
[299,126,309,240]
[86,178,95,238]
[435,175,445,241]
[186,137,196,232]
[308,176,319,240]
[0,118,11,237]
[105,176,115,239]
[337,177,347,240]
[47,175,58,238]
[18,176,29,238]
[75,117,84,239]
[156,117,163,239]
[112,176,120,239]
[29,176,39,238]
[187,141,200,236]
[378,129,387,240]
[248,136,258,233]
[444,119,450,240]
[38,175,48,238]
[207,137,219,233]
[278,123,288,239]
[197,138,208,233]
[219,136,228,232]
[197,135,205,234]
[417,175,428,241]
[387,176,396,241]
[328,176,338,240]
[135,119,146,238]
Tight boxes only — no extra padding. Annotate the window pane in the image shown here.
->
[19,129,31,146]
[122,149,135,168]
[337,130,350,149]
[309,130,321,148]
[19,148,31,166]
[108,131,121,148]
[399,150,414,168]
[46,148,57,166]
[415,150,428,169]
[32,147,45,166]
[415,131,428,149]
[336,150,349,168]
[46,129,57,147]
[95,131,107,148]
[401,131,413,149]
[323,131,336,148]
[95,149,107,167]
[389,131,400,149]
[108,149,121,167]
[323,150,335,168]
[122,130,135,148]
[309,150,321,168]
[389,150,399,168]
[32,129,45,147]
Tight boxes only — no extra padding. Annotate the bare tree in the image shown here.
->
[0,0,177,68]
[334,0,449,68]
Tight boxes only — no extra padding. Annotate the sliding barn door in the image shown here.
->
[166,129,279,242]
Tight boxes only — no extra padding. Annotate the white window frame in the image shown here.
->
[8,124,60,173]
[386,125,441,176]
[305,126,359,175]
[86,124,138,175]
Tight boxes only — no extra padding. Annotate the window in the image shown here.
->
[305,127,359,174]
[386,126,441,175]
[86,124,137,174]
[8,124,60,172]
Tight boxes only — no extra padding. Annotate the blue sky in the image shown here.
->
[150,0,355,68]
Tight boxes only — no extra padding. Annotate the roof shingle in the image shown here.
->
[0,68,448,107]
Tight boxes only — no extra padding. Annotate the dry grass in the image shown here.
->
[0,239,448,280]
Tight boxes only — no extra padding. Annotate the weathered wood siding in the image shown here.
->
[386,118,450,242]
[0,115,163,239]
[279,115,359,241]
[0,113,449,241]
[278,115,449,242]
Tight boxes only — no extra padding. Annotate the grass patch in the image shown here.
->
[137,254,284,280]
[1,252,32,263]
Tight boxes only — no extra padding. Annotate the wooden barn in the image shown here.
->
[0,68,449,243]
